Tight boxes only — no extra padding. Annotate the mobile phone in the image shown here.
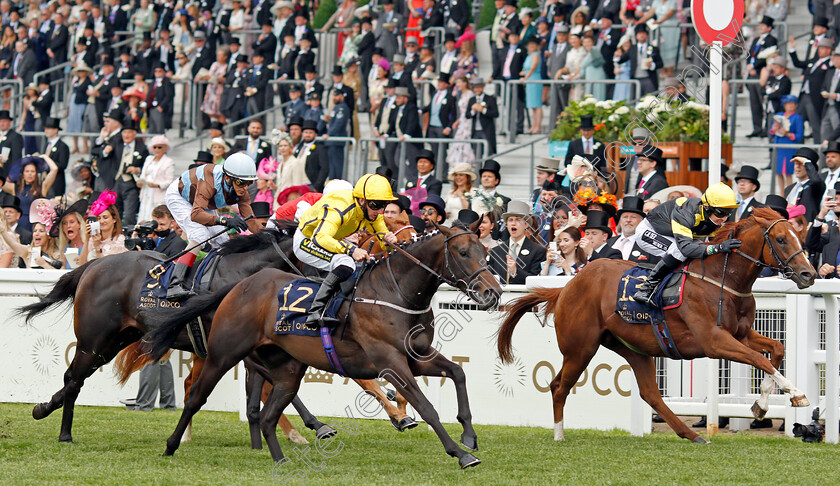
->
[828,188,837,200]
[549,242,558,251]
[89,220,100,236]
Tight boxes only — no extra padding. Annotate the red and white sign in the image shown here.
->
[691,0,745,47]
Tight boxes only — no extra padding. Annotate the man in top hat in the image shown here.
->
[391,55,417,101]
[376,20,401,62]
[47,12,70,79]
[356,18,376,82]
[789,35,834,144]
[98,117,148,226]
[418,194,446,231]
[42,117,70,198]
[531,157,560,208]
[488,0,507,75]
[494,29,526,133]
[732,165,762,222]
[0,193,30,248]
[467,77,499,156]
[328,65,356,113]
[220,54,249,123]
[252,18,278,63]
[382,86,422,181]
[547,23,570,113]
[244,51,273,119]
[595,15,622,98]
[440,32,458,77]
[148,63,175,134]
[608,196,654,263]
[372,0,406,38]
[232,119,273,168]
[807,16,832,61]
[806,182,840,278]
[276,34,299,99]
[282,85,307,131]
[784,147,825,222]
[32,80,54,132]
[403,35,421,75]
[288,116,304,146]
[616,22,662,96]
[564,115,607,172]
[298,119,329,192]
[324,88,350,179]
[622,127,652,194]
[91,108,124,172]
[745,16,778,138]
[498,0,522,50]
[407,149,442,196]
[422,73,455,158]
[292,10,318,47]
[763,56,791,132]
[91,55,119,128]
[583,210,621,261]
[472,160,510,214]
[11,39,36,86]
[821,46,840,142]
[634,145,669,201]
[301,64,324,99]
[0,110,22,166]
[488,199,546,285]
[821,142,840,217]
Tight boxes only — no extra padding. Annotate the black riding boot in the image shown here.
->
[305,266,353,329]
[632,255,682,308]
[166,262,195,301]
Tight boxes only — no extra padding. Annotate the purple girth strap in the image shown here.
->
[320,326,347,376]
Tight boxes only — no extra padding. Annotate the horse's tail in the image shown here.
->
[113,342,154,385]
[141,282,238,362]
[497,287,564,364]
[16,260,96,324]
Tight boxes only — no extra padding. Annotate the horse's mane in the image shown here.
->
[217,227,291,256]
[369,228,442,266]
[710,207,783,244]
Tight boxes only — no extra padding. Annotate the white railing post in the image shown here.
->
[823,294,839,444]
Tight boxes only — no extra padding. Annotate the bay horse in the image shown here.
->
[141,224,502,468]
[18,215,417,445]
[497,209,815,443]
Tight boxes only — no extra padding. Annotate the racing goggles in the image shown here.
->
[231,178,254,187]
[708,205,735,218]
[366,200,389,210]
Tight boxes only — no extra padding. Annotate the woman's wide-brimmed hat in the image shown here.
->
[122,87,147,101]
[49,199,90,238]
[447,162,478,182]
[209,137,230,152]
[7,156,48,182]
[149,134,171,151]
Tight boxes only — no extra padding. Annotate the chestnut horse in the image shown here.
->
[142,224,502,468]
[497,209,816,443]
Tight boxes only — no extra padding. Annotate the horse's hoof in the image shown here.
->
[791,395,810,407]
[398,416,418,431]
[459,453,481,469]
[316,424,337,440]
[288,429,309,445]
[751,401,767,420]
[385,388,398,401]
[460,435,478,451]
[58,434,72,443]
[692,436,711,444]
[32,403,49,420]
[161,448,175,457]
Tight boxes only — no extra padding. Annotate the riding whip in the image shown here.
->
[716,229,734,328]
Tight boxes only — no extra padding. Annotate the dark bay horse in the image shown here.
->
[497,209,815,443]
[142,224,502,468]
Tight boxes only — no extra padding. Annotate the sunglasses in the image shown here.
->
[420,208,437,215]
[367,200,388,210]
[232,178,253,187]
[708,206,734,218]
[153,145,165,149]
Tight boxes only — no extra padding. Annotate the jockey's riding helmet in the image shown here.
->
[701,182,739,217]
[222,153,258,181]
[353,174,398,202]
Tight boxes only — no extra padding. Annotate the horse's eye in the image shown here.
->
[459,249,468,257]
[776,236,785,244]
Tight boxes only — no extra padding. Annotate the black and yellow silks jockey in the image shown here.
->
[632,183,743,308]
[293,173,399,328]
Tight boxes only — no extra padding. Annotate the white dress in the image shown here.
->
[443,190,469,225]
[275,154,308,191]
[565,47,587,102]
[445,91,476,166]
[138,155,175,222]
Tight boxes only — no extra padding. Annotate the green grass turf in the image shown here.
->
[0,402,837,485]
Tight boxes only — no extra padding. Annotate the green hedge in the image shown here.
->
[478,0,539,29]
[313,0,373,29]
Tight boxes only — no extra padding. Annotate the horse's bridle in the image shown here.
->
[732,219,805,278]
[383,230,492,306]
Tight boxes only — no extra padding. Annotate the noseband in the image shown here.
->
[733,219,805,278]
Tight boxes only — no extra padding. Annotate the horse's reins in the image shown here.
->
[715,229,734,328]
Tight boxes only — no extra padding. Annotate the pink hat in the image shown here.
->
[377,58,390,71]
[149,134,170,151]
[786,204,806,219]
[29,198,56,232]
[257,156,278,180]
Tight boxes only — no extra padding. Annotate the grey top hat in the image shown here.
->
[818,37,835,49]
[392,54,406,64]
[394,87,409,97]
[502,200,531,219]
[535,156,561,172]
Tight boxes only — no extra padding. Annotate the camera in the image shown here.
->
[124,220,159,251]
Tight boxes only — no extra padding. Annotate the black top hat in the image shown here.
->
[142,31,152,40]
[294,10,309,19]
[763,194,789,219]
[229,36,242,45]
[382,0,394,4]
[585,210,612,234]
[209,121,224,131]
[259,17,273,27]
[251,201,272,218]
[375,165,394,181]
[635,22,648,34]
[0,110,11,120]
[792,147,819,164]
[101,54,114,66]
[579,114,595,130]
[436,72,451,84]
[123,117,140,131]
[734,165,760,190]
[541,178,561,193]
[332,65,344,76]
[456,209,480,227]
[0,192,21,212]
[44,117,62,129]
[616,196,645,221]
[480,159,502,181]
[237,54,249,63]
[825,141,840,155]
[396,194,412,214]
[415,148,436,166]
[153,61,166,71]
[288,116,304,128]
[444,32,456,43]
[639,144,664,167]
[504,0,517,7]
[419,194,446,218]
[331,88,345,97]
[761,15,774,27]
[301,119,319,133]
[385,78,399,88]
[815,16,829,29]
[303,64,317,74]
[105,108,124,123]
[194,150,213,164]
